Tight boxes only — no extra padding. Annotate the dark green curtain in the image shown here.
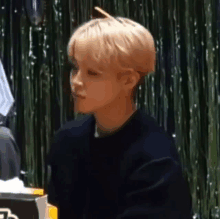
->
[0,0,219,218]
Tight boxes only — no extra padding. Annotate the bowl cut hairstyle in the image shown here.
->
[67,15,156,99]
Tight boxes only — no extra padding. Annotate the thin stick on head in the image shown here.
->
[94,7,114,19]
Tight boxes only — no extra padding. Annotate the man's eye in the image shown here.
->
[88,70,98,76]
[68,60,78,70]
[70,69,78,76]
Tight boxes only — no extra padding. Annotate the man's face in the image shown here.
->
[70,61,124,114]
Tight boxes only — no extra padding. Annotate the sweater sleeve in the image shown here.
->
[46,129,67,206]
[117,157,193,219]
[46,128,86,219]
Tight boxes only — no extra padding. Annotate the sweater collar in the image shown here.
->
[93,109,140,139]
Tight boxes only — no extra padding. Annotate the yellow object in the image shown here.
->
[47,203,58,219]
[33,188,44,196]
[26,188,44,195]
[26,187,58,219]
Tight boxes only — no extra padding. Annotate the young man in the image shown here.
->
[47,7,193,219]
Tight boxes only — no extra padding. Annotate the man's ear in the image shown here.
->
[119,71,140,93]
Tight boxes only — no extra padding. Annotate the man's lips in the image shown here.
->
[72,92,86,99]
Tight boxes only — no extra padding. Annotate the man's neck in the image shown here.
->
[93,101,137,135]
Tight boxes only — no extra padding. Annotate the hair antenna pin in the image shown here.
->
[94,7,113,19]
[93,6,123,24]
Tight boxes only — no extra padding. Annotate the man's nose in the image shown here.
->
[70,70,83,89]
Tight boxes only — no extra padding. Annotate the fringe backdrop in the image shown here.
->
[0,0,219,218]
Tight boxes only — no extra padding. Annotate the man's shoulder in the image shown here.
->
[55,114,93,137]
[142,127,178,160]
[47,115,93,164]
[129,111,179,162]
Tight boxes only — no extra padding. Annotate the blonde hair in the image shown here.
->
[67,7,156,84]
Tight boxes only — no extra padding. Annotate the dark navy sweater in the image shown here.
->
[47,109,193,219]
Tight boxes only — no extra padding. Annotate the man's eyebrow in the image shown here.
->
[72,59,78,66]
[68,58,78,68]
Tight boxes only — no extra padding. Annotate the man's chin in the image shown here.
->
[74,104,107,115]
[75,108,94,115]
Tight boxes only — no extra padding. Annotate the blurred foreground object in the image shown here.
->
[0,186,57,219]
[26,187,44,195]
[0,60,20,180]
[0,177,26,193]
[0,193,48,219]
[0,126,21,180]
[0,60,14,118]
[26,188,58,219]
[47,203,58,219]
